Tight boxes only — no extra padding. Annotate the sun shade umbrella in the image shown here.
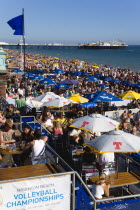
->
[78,102,97,109]
[22,73,35,78]
[85,130,140,153]
[118,90,140,100]
[11,68,24,73]
[41,97,73,108]
[33,92,60,103]
[53,84,69,89]
[84,76,99,82]
[89,91,123,103]
[96,84,109,88]
[59,79,80,85]
[70,114,119,133]
[39,79,56,85]
[67,94,89,103]
[53,69,66,74]
[30,75,45,80]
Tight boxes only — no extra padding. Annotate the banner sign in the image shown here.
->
[0,174,71,210]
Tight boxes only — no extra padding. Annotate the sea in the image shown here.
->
[4,45,140,72]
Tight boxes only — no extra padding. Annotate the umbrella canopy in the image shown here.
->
[78,102,97,109]
[33,92,60,103]
[84,76,99,82]
[53,84,69,89]
[53,69,66,74]
[118,90,140,100]
[41,97,72,108]
[11,68,24,73]
[30,75,45,80]
[89,91,123,103]
[102,76,112,82]
[59,79,80,85]
[96,84,109,88]
[22,73,35,78]
[39,78,56,85]
[94,74,102,78]
[111,79,121,84]
[67,94,89,103]
[70,114,119,133]
[85,130,140,153]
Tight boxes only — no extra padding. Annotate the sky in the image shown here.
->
[1,0,140,44]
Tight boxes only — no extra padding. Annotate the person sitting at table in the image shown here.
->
[92,173,111,200]
[0,119,16,167]
[0,111,6,129]
[2,104,20,122]
[23,130,48,165]
[19,125,34,145]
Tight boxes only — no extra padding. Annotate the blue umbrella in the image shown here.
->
[84,92,97,100]
[11,68,24,73]
[111,79,121,83]
[81,72,89,76]
[59,79,80,85]
[78,102,97,109]
[130,84,140,88]
[30,75,45,80]
[94,73,102,78]
[22,72,35,78]
[71,72,82,76]
[84,76,99,82]
[53,84,68,89]
[89,91,123,103]
[121,81,132,86]
[48,75,56,79]
[78,102,97,114]
[31,70,45,74]
[53,69,66,74]
[96,84,109,88]
[102,76,112,82]
[39,78,56,85]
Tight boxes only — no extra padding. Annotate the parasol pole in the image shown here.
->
[22,8,27,100]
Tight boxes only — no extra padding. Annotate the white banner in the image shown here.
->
[0,174,71,210]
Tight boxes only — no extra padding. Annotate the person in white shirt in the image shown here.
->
[24,130,48,165]
[96,153,114,175]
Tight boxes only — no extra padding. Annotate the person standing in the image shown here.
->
[16,94,26,115]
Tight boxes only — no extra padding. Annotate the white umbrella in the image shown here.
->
[70,114,119,133]
[32,92,60,103]
[85,130,140,153]
[41,97,73,108]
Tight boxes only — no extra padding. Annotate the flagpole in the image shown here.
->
[22,8,27,100]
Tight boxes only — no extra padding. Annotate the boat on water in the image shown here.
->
[79,41,128,49]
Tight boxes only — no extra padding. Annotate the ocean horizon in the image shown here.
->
[3,45,140,72]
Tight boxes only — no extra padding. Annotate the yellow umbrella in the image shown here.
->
[67,94,89,103]
[118,90,140,100]
[26,58,33,61]
[93,65,99,68]
[54,57,59,60]
[42,60,47,62]
[34,60,38,62]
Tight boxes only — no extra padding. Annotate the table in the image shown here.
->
[89,171,140,188]
[0,163,61,181]
[1,148,23,155]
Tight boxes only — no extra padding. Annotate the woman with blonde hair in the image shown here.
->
[53,121,63,136]
[92,173,111,200]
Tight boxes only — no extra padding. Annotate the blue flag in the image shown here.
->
[7,15,23,35]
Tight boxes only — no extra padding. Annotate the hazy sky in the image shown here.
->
[1,0,140,44]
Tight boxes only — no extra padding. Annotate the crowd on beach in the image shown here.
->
[0,48,140,200]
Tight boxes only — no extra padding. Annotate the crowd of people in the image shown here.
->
[0,48,140,201]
